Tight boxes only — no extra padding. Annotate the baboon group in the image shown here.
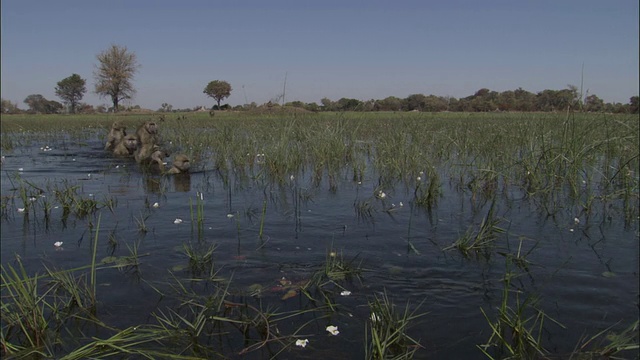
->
[104,120,190,174]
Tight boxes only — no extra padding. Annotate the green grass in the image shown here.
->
[1,110,638,358]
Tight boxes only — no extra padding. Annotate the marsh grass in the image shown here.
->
[444,200,504,259]
[1,111,638,358]
[365,289,426,359]
[478,257,564,360]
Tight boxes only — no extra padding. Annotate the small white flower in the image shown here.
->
[295,339,309,348]
[72,159,76,161]
[174,218,183,224]
[326,325,339,336]
[18,168,24,171]
[569,228,574,232]
[17,208,25,213]
[574,217,580,224]
[416,176,422,181]
[376,191,386,199]
[115,165,120,168]
[54,241,63,247]
[399,202,404,207]
[152,202,159,208]
[28,197,37,202]
[340,290,351,296]
[419,171,424,176]
[227,213,234,218]
[87,174,91,177]
[290,175,295,181]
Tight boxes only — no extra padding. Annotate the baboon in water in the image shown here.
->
[136,121,159,146]
[105,121,126,151]
[135,143,167,171]
[112,134,138,156]
[166,154,190,174]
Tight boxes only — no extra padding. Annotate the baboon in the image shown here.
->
[166,154,190,174]
[135,143,167,171]
[112,134,138,156]
[105,121,126,151]
[136,121,159,146]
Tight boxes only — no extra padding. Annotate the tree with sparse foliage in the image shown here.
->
[1,98,20,114]
[94,44,140,112]
[203,80,232,109]
[55,73,86,113]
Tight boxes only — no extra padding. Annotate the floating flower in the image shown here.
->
[574,217,580,224]
[399,202,404,207]
[376,191,386,199]
[227,213,234,218]
[28,197,37,202]
[17,208,25,213]
[53,241,63,247]
[152,202,159,208]
[569,228,574,232]
[18,168,24,171]
[326,325,339,336]
[340,290,352,296]
[174,218,183,224]
[295,339,309,348]
[417,176,422,181]
[290,175,295,181]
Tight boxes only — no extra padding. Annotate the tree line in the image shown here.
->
[1,44,638,114]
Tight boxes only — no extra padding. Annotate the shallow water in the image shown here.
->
[1,134,638,359]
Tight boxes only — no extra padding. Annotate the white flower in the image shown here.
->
[152,202,159,208]
[416,176,422,181]
[17,208,25,213]
[340,290,352,296]
[569,228,574,232]
[419,171,424,176]
[295,339,309,348]
[326,325,339,335]
[574,217,580,224]
[18,168,24,171]
[174,218,183,224]
[371,313,380,323]
[28,197,37,202]
[290,175,295,181]
[54,241,63,247]
[399,202,404,207]
[376,191,386,199]
[227,213,234,218]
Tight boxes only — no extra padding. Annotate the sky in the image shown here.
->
[1,0,638,110]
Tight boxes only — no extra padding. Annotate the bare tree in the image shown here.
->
[94,44,140,112]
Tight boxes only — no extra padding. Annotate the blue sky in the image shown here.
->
[1,0,638,109]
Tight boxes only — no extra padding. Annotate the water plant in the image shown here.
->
[365,289,426,359]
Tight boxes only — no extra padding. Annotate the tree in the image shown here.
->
[55,73,86,113]
[203,80,232,109]
[24,94,49,113]
[1,98,19,114]
[629,96,639,114]
[94,44,140,112]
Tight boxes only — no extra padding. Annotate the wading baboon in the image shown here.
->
[136,121,159,146]
[135,143,167,171]
[112,134,138,156]
[166,154,190,174]
[105,121,127,151]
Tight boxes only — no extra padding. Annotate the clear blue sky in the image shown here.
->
[2,0,638,110]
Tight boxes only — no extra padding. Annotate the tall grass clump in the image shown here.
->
[365,290,426,359]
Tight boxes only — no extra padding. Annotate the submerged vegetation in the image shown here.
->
[1,111,638,358]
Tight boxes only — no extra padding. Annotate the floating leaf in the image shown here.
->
[602,271,616,278]
[101,256,117,264]
[281,289,298,300]
[171,264,186,272]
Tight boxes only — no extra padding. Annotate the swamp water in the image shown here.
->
[1,131,638,359]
